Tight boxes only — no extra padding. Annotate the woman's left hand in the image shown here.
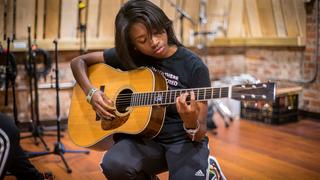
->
[176,91,199,128]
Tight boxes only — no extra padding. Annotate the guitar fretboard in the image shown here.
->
[129,87,231,107]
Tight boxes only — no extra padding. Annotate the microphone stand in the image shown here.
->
[27,40,90,174]
[167,0,195,44]
[4,39,10,107]
[78,0,87,54]
[4,37,19,125]
[21,26,54,151]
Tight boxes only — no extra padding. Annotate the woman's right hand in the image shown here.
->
[90,90,116,120]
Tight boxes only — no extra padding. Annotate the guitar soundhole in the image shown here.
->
[116,89,133,113]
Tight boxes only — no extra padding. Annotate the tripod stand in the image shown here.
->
[2,37,18,125]
[21,26,55,151]
[167,0,195,44]
[27,40,89,173]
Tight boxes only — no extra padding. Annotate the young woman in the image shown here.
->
[71,0,219,179]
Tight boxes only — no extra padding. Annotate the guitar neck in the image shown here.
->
[130,87,231,107]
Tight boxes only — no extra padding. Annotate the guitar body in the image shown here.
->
[68,63,167,151]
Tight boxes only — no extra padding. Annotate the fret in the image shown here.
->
[152,92,155,105]
[158,92,161,104]
[225,87,229,98]
[149,92,153,105]
[200,89,205,100]
[140,93,144,105]
[146,92,149,105]
[197,89,201,100]
[150,92,154,105]
[221,88,225,98]
[159,91,162,104]
[161,91,164,104]
[141,93,144,106]
[138,93,142,106]
[205,88,211,100]
[146,92,150,105]
[221,87,229,98]
[142,93,146,105]
[209,88,213,99]
[177,90,181,98]
[211,88,214,99]
[196,89,200,100]
[154,92,157,105]
[154,92,161,104]
[171,90,175,103]
[143,93,146,105]
[202,89,206,100]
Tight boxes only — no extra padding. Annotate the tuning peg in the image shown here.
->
[241,95,245,99]
[262,84,267,88]
[262,95,266,99]
[251,94,256,99]
[252,85,256,88]
[241,85,246,88]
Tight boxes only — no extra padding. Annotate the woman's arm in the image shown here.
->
[70,51,104,94]
[176,92,208,142]
[70,51,115,119]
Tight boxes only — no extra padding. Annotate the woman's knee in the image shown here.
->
[100,153,139,180]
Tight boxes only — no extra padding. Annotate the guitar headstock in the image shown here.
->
[231,82,276,101]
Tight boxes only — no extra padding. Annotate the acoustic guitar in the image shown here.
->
[68,63,276,151]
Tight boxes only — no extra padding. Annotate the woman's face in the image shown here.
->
[129,22,176,59]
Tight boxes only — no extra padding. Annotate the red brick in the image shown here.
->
[306,47,315,53]
[305,55,312,61]
[303,92,318,98]
[310,100,320,107]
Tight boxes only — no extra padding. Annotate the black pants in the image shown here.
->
[100,135,210,180]
[0,113,43,180]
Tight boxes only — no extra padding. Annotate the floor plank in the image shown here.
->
[5,114,320,180]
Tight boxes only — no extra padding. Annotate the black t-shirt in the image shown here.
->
[103,46,211,143]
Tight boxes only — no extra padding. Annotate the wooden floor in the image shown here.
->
[5,114,320,180]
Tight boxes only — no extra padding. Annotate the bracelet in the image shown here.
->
[86,88,98,104]
[183,120,200,141]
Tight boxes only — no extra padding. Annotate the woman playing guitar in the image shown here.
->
[70,1,224,179]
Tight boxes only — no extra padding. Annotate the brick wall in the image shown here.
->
[301,0,320,113]
[196,1,320,114]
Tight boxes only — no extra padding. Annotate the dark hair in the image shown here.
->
[115,0,182,70]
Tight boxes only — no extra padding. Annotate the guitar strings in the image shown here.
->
[114,91,267,100]
[113,90,266,100]
[114,93,269,107]
[107,85,270,100]
[115,94,270,109]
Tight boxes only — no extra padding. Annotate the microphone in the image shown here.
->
[199,0,207,24]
